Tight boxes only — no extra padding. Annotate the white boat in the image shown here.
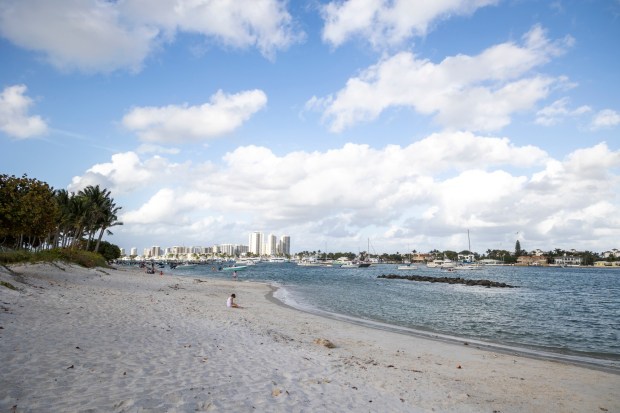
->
[221,265,248,272]
[175,263,197,269]
[236,258,257,265]
[457,264,483,270]
[397,264,417,270]
[341,261,371,268]
[440,259,456,269]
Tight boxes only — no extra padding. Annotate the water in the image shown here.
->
[175,263,620,369]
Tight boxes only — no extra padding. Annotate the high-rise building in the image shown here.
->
[280,235,290,256]
[130,247,137,257]
[249,232,262,255]
[266,234,277,255]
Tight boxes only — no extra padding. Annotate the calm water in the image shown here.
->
[177,263,620,369]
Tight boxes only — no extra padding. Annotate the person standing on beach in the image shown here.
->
[232,270,237,280]
[227,293,240,308]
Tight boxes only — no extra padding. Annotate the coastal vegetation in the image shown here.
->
[0,174,122,265]
[295,245,617,267]
[0,248,108,268]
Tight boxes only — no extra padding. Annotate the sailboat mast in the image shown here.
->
[467,229,471,252]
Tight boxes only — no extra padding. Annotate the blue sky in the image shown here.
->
[1,0,619,255]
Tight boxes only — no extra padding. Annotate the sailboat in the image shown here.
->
[341,239,372,268]
[398,248,417,270]
[457,229,482,270]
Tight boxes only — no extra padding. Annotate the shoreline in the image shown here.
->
[267,284,620,375]
[1,263,619,412]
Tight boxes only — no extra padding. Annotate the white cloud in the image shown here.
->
[0,84,48,139]
[122,89,267,143]
[120,0,302,59]
[590,109,620,130]
[0,0,157,73]
[308,25,573,132]
[0,0,301,73]
[321,0,498,49]
[70,134,619,252]
[535,97,591,126]
[68,151,192,194]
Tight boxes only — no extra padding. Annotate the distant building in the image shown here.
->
[218,244,248,256]
[279,235,290,256]
[130,247,137,257]
[412,253,432,263]
[249,232,262,255]
[553,255,582,266]
[265,234,277,256]
[457,253,476,262]
[594,261,620,267]
[516,255,548,266]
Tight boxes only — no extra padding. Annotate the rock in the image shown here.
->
[314,338,336,348]
[377,274,516,288]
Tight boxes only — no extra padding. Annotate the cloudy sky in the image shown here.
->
[1,0,619,255]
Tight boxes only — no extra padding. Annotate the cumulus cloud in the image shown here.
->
[535,97,591,126]
[122,89,267,143]
[590,109,620,130]
[0,0,300,73]
[307,25,573,132]
[321,0,498,49]
[66,132,619,252]
[68,151,192,194]
[0,0,156,73]
[0,84,48,139]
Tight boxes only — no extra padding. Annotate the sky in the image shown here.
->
[1,0,619,256]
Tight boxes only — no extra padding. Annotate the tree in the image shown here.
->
[0,174,57,250]
[77,185,123,253]
[515,240,522,257]
[1,176,122,255]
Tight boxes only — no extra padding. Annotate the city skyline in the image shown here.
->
[123,231,291,258]
[1,1,618,254]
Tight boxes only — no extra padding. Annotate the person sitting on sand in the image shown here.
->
[226,293,240,308]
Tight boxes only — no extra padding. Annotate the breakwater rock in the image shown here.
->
[378,274,517,288]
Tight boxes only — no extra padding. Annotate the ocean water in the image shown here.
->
[176,263,620,370]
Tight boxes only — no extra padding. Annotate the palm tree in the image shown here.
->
[76,185,123,253]
[68,194,88,249]
[78,185,110,250]
[53,189,74,248]
[94,199,122,253]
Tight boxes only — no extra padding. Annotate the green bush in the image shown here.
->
[0,248,107,268]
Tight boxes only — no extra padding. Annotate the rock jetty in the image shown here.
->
[377,273,516,288]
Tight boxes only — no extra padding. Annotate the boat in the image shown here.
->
[174,263,197,269]
[236,258,257,266]
[342,239,373,268]
[397,264,417,270]
[221,265,248,272]
[341,261,371,268]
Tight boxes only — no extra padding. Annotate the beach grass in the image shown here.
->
[0,248,108,268]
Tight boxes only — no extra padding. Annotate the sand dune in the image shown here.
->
[1,263,618,412]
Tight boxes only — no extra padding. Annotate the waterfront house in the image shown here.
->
[516,255,548,266]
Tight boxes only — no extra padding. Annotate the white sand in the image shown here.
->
[1,263,618,412]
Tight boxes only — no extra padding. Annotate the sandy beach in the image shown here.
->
[1,263,618,412]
